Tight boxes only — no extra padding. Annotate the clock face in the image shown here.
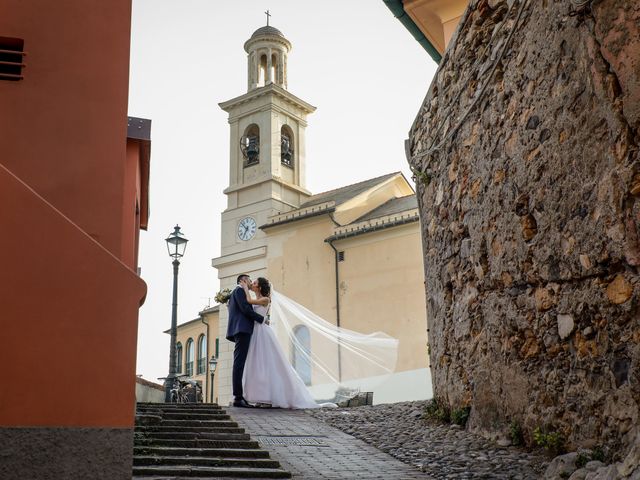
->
[237,217,257,241]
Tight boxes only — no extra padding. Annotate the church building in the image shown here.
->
[174,24,430,406]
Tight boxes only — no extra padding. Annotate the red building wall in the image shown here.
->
[0,1,148,477]
[0,0,133,256]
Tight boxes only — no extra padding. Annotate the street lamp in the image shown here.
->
[209,355,218,404]
[164,225,189,402]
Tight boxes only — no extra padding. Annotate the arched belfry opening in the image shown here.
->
[244,25,291,91]
[258,54,267,87]
[240,124,260,166]
[281,124,294,168]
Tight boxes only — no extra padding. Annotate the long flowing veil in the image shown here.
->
[269,290,399,404]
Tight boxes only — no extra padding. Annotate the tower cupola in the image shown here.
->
[244,24,291,91]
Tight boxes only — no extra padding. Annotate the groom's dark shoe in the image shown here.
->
[233,398,254,408]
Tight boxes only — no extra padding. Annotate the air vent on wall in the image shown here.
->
[0,36,25,81]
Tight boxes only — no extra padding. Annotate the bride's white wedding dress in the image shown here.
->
[243,303,321,409]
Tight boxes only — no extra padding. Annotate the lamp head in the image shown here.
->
[209,355,218,373]
[165,225,188,259]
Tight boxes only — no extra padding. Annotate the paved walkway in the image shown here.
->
[229,406,433,479]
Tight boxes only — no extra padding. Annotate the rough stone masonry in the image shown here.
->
[407,0,640,457]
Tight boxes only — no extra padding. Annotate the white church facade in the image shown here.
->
[173,24,430,406]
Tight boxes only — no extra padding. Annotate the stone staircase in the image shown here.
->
[133,403,291,479]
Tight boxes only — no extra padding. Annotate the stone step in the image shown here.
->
[150,420,239,428]
[135,438,260,449]
[133,447,270,459]
[132,403,291,480]
[132,465,291,478]
[137,406,223,413]
[134,455,280,469]
[137,402,222,409]
[135,417,236,428]
[136,426,246,434]
[136,402,222,408]
[136,416,233,426]
[138,432,251,441]
[160,412,230,420]
[137,409,226,417]
[132,475,290,480]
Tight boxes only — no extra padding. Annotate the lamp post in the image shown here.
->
[164,225,189,402]
[209,355,218,404]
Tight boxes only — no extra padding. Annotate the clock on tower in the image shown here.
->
[237,217,257,241]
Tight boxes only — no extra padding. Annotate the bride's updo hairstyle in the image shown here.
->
[257,277,271,297]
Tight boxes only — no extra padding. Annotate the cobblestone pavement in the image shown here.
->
[308,401,550,480]
[229,406,434,479]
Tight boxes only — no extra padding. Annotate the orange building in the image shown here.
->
[0,1,150,478]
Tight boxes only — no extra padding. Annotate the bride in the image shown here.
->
[239,277,326,409]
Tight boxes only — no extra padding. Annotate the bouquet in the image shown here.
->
[214,288,232,305]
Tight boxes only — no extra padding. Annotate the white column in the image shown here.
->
[277,51,284,86]
[283,55,288,89]
[247,53,252,91]
[252,52,259,89]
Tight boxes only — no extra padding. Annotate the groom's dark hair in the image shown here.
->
[237,274,250,284]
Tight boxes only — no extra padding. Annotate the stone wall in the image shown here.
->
[135,376,166,403]
[408,0,640,454]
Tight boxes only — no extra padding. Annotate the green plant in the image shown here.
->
[576,452,590,469]
[533,427,565,455]
[591,447,605,463]
[576,447,606,468]
[451,406,471,427]
[509,420,524,446]
[423,398,450,423]
[411,167,431,186]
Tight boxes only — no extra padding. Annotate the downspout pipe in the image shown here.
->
[382,0,442,64]
[327,239,343,383]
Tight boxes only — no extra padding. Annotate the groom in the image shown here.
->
[226,274,264,407]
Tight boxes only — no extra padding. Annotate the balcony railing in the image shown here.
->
[197,358,206,375]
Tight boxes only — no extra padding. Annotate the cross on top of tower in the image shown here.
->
[265,10,271,26]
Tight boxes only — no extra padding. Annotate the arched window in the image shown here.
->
[197,334,207,375]
[175,342,183,374]
[241,124,260,166]
[281,125,294,168]
[292,325,311,385]
[185,338,194,376]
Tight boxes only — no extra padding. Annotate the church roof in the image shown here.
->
[251,25,286,39]
[301,172,401,208]
[354,195,418,223]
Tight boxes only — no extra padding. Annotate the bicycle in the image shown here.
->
[170,376,202,403]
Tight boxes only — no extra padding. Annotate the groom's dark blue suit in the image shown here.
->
[226,285,264,402]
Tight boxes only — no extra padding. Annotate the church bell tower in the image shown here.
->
[212,22,315,405]
[216,23,315,257]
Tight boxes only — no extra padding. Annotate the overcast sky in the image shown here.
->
[129,0,437,383]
